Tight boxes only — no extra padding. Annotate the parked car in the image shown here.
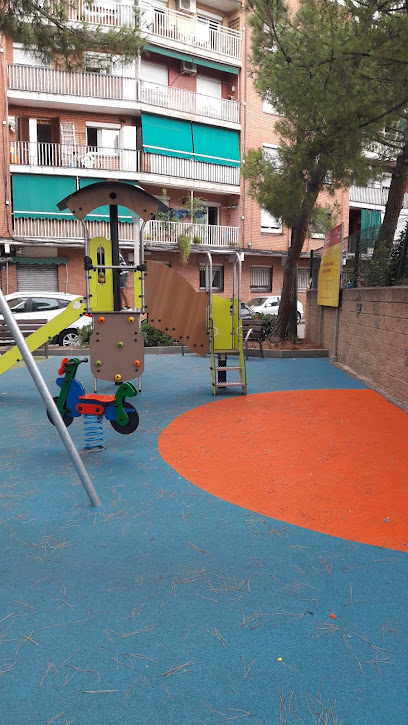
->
[247,295,304,324]
[2,292,91,347]
[230,301,254,319]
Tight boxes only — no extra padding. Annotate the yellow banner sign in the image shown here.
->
[317,223,343,307]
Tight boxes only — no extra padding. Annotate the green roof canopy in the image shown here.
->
[192,123,240,166]
[79,179,140,223]
[141,114,193,160]
[144,44,240,75]
[12,175,76,219]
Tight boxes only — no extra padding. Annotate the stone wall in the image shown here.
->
[306,287,408,405]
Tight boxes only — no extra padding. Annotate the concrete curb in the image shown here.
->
[45,346,329,359]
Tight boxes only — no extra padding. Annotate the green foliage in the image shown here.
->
[360,223,408,287]
[1,1,144,68]
[78,323,92,347]
[141,322,174,347]
[177,233,191,264]
[310,202,341,237]
[253,312,277,341]
[243,0,408,338]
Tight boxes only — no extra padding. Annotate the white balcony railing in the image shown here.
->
[145,220,239,247]
[10,141,240,187]
[13,217,239,248]
[138,1,241,61]
[7,65,240,124]
[65,1,241,61]
[350,184,408,209]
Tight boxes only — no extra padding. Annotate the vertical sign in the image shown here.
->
[317,223,343,307]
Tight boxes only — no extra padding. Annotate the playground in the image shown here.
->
[0,353,407,725]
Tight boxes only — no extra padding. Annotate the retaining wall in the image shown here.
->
[306,287,408,405]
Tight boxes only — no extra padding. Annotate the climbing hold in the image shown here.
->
[115,374,122,382]
[117,341,124,348]
[277,658,282,662]
[128,316,135,323]
[95,360,102,367]
[330,613,336,619]
[99,316,105,323]
[134,360,141,367]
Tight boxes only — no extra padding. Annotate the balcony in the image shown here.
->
[10,141,240,192]
[138,1,241,63]
[13,217,239,249]
[66,1,241,63]
[350,184,408,209]
[145,220,238,247]
[7,65,240,125]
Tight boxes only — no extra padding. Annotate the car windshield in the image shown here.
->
[7,297,28,312]
[247,298,266,307]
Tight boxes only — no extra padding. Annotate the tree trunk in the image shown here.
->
[274,193,318,339]
[374,127,408,254]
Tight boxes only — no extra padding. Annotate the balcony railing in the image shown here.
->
[10,141,240,187]
[13,217,239,248]
[350,184,408,209]
[145,220,238,247]
[346,225,380,256]
[138,1,241,61]
[65,1,241,61]
[7,65,240,124]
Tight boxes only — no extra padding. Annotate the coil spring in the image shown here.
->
[83,414,106,451]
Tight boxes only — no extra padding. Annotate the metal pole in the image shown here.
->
[80,220,91,313]
[110,204,121,311]
[318,305,324,346]
[332,304,340,362]
[0,288,101,507]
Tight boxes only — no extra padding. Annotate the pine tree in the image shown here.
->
[243,0,408,339]
[1,1,144,68]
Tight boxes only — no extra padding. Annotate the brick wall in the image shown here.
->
[306,287,408,405]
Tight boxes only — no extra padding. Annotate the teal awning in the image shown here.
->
[192,123,240,166]
[11,257,67,265]
[12,175,76,219]
[144,44,239,75]
[141,114,193,160]
[79,179,140,223]
[361,209,381,231]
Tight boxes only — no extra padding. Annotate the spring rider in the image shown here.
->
[48,357,139,450]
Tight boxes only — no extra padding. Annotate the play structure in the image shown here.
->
[0,180,248,502]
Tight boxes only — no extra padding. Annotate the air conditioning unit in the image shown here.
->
[177,0,197,14]
[180,60,197,76]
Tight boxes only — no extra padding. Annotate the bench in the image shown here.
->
[0,318,50,357]
[242,318,264,360]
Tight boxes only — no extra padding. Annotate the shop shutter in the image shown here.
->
[17,264,59,292]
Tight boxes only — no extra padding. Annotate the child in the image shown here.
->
[119,253,132,311]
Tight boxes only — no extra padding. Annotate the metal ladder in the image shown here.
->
[206,252,247,395]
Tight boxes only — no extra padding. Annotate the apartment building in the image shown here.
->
[0,1,405,306]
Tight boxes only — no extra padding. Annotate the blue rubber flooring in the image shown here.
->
[0,356,406,724]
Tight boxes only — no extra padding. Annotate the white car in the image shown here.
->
[248,295,304,324]
[3,291,91,347]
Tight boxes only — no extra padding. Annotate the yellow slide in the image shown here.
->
[0,298,87,376]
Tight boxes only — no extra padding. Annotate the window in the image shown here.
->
[199,264,224,291]
[297,269,310,291]
[7,297,28,313]
[84,52,112,75]
[261,208,282,234]
[86,126,119,155]
[263,99,278,115]
[31,297,59,312]
[261,145,282,233]
[250,267,272,291]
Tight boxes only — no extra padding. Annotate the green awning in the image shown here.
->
[12,175,76,219]
[141,114,193,160]
[192,123,240,166]
[11,257,67,265]
[361,209,381,231]
[79,178,140,223]
[144,44,239,75]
